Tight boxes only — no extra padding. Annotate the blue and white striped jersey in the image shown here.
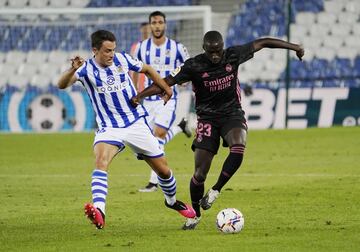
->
[75,52,148,129]
[133,37,189,101]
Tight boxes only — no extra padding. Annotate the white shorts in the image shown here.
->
[143,99,176,130]
[93,117,163,159]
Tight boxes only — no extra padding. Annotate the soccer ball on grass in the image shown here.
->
[216,208,244,234]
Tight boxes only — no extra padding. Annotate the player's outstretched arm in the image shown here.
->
[130,75,177,107]
[139,63,173,104]
[252,38,304,61]
[58,56,84,89]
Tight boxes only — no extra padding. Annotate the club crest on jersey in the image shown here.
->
[106,75,115,85]
[201,72,209,78]
[117,66,124,73]
[165,49,171,56]
[170,66,181,77]
[225,64,232,72]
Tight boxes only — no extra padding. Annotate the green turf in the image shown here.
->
[1,127,359,251]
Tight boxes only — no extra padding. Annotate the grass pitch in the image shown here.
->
[1,127,359,251]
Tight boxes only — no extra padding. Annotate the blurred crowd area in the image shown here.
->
[0,0,359,131]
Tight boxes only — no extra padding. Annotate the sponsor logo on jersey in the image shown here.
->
[170,66,181,77]
[97,82,127,93]
[106,75,115,85]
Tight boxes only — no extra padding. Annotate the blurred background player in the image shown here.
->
[131,30,304,229]
[130,22,151,92]
[132,11,192,193]
[57,29,195,229]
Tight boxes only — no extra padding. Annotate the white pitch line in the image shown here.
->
[0,173,359,178]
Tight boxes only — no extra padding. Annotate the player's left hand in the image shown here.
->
[296,45,304,61]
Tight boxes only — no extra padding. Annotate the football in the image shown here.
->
[216,208,244,234]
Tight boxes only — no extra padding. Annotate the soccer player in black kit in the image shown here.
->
[131,31,304,229]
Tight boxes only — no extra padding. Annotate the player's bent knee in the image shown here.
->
[194,171,207,182]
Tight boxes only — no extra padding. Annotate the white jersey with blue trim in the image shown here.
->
[133,37,189,101]
[75,52,148,129]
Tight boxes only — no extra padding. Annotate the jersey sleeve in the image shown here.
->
[232,42,255,64]
[169,60,192,85]
[74,61,87,80]
[177,42,190,63]
[122,52,144,73]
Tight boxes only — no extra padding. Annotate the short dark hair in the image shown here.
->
[203,31,223,45]
[91,30,116,50]
[149,11,166,23]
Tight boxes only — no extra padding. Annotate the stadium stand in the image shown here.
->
[226,0,360,88]
[0,0,359,131]
[0,0,192,91]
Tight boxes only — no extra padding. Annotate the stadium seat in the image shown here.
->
[337,12,358,24]
[39,63,61,79]
[69,0,90,7]
[344,36,360,52]
[5,51,27,65]
[0,52,5,63]
[309,24,330,37]
[48,0,69,7]
[315,47,336,61]
[336,47,355,60]
[290,24,309,37]
[295,12,316,26]
[302,36,322,50]
[345,0,360,13]
[316,12,337,25]
[7,0,28,8]
[330,24,352,37]
[28,0,49,8]
[17,63,38,78]
[30,74,51,88]
[0,64,17,77]
[323,36,344,50]
[352,23,360,36]
[26,50,48,65]
[48,50,69,64]
[324,1,344,13]
[0,0,7,7]
[8,75,29,90]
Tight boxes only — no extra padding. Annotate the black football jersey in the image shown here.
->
[170,42,255,119]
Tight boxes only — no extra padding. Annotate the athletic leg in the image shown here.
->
[85,142,120,229]
[212,128,247,192]
[145,156,196,218]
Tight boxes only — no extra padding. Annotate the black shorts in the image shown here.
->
[191,117,247,154]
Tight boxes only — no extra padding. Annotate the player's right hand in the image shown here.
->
[296,45,304,61]
[161,87,173,105]
[71,56,85,70]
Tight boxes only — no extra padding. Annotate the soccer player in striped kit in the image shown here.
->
[57,30,195,229]
[132,11,192,193]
